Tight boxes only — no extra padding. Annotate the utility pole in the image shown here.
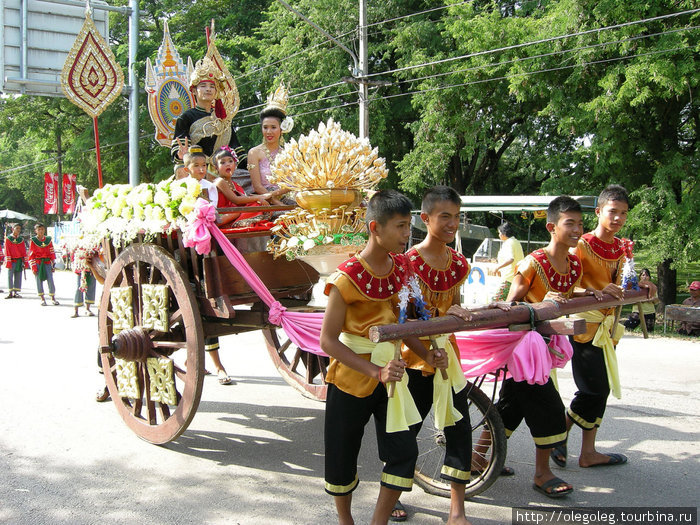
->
[358,0,368,139]
[277,0,372,139]
[128,0,139,186]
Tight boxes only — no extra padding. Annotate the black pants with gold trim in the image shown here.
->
[568,338,610,429]
[497,377,567,449]
[407,368,472,484]
[324,383,417,496]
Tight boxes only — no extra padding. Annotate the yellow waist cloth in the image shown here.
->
[339,332,422,433]
[419,335,468,430]
[571,310,624,399]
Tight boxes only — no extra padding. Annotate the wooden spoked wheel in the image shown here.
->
[414,382,507,499]
[98,243,204,444]
[262,323,329,401]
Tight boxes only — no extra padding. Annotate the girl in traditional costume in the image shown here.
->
[247,83,294,206]
[212,147,273,227]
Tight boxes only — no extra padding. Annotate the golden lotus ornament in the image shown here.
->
[295,188,363,212]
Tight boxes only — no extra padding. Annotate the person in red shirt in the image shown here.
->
[28,223,59,306]
[4,223,28,299]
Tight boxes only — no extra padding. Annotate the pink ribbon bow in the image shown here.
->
[182,198,217,255]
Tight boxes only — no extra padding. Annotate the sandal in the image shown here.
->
[583,453,628,468]
[389,500,408,522]
[95,386,111,403]
[52,300,60,305]
[551,443,567,468]
[217,370,233,385]
[86,310,96,316]
[533,477,573,499]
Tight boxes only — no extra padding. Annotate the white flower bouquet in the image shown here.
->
[79,178,201,247]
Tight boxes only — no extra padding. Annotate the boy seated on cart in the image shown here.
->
[320,189,449,525]
[182,146,219,204]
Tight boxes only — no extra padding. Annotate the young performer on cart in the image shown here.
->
[171,56,247,172]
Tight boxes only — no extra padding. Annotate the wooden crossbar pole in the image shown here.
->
[369,289,650,343]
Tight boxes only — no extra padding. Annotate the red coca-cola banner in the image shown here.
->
[44,172,59,214]
[62,173,77,214]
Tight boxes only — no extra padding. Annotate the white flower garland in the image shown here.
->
[79,179,202,247]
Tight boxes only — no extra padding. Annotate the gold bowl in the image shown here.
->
[295,188,362,212]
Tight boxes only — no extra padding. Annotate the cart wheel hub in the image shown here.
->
[110,327,153,362]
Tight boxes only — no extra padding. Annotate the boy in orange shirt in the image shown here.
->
[321,189,448,525]
[551,185,631,469]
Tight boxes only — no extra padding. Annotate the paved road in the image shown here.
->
[1,270,698,524]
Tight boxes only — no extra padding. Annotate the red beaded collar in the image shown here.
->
[6,235,24,245]
[337,253,409,300]
[581,232,626,261]
[406,247,469,292]
[531,249,581,294]
[31,236,52,248]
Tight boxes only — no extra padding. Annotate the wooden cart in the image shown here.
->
[97,207,328,445]
[96,211,508,498]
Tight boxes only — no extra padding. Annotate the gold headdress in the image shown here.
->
[265,83,290,115]
[189,56,226,93]
[263,82,294,133]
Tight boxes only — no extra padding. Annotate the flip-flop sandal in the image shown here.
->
[551,443,567,468]
[87,311,96,316]
[217,370,234,385]
[71,313,79,318]
[389,500,408,522]
[533,477,573,499]
[584,453,628,468]
[53,300,61,305]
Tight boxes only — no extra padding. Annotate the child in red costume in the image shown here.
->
[28,223,59,306]
[4,223,28,299]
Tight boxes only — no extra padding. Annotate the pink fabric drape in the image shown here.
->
[182,199,574,376]
[183,199,327,356]
[457,329,572,385]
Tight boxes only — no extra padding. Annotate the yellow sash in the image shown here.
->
[422,335,468,430]
[339,332,422,433]
[571,310,624,399]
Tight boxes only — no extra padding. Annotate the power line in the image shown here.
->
[237,1,473,86]
[236,23,697,123]
[364,8,700,79]
[364,1,472,29]
[235,80,349,119]
[0,134,151,179]
[391,25,699,87]
[378,46,691,102]
[239,44,691,125]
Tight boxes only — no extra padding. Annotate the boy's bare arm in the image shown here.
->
[506,273,529,302]
[321,286,404,383]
